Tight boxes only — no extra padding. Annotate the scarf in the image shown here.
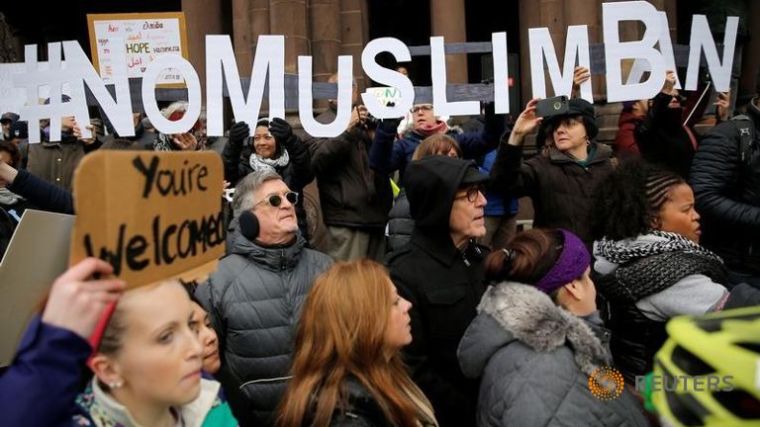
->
[249,149,290,173]
[414,120,448,138]
[594,231,726,302]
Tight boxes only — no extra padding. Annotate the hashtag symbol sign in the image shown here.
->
[13,42,85,144]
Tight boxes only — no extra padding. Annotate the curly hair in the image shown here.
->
[590,159,685,241]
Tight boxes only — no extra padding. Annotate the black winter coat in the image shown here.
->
[690,100,760,275]
[490,142,615,247]
[386,191,413,254]
[306,109,392,229]
[388,157,489,427]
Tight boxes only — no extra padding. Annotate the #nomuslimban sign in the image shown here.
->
[3,1,741,141]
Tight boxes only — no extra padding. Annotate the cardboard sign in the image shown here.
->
[0,210,75,367]
[69,151,225,289]
[87,12,189,87]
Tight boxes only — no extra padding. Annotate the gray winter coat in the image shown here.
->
[196,231,332,426]
[457,283,648,427]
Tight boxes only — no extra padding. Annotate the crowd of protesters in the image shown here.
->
[1,61,760,427]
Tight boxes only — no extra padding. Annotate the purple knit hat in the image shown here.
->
[534,229,590,294]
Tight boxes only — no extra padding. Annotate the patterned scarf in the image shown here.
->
[594,230,722,265]
[249,149,290,173]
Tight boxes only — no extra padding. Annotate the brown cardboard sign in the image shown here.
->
[69,151,225,289]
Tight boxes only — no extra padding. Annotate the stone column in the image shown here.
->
[565,0,600,99]
[270,0,310,74]
[340,0,368,89]
[182,0,224,88]
[249,0,271,66]
[518,0,541,103]
[430,0,468,83]
[310,0,341,83]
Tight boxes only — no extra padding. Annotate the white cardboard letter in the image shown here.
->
[360,37,414,118]
[528,26,592,101]
[430,36,480,116]
[492,32,510,114]
[603,1,666,102]
[298,55,352,137]
[625,12,681,89]
[685,15,739,92]
[142,55,202,134]
[206,35,285,136]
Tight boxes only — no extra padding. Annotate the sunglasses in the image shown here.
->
[254,191,299,208]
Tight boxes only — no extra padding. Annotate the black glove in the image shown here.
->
[378,117,402,134]
[229,121,250,146]
[269,117,293,144]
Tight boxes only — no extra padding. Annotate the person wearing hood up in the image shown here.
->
[457,228,649,427]
[387,156,490,427]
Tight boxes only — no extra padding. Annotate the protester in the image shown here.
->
[634,70,700,178]
[277,260,438,427]
[490,98,614,246]
[0,141,26,218]
[224,117,314,239]
[148,101,206,151]
[387,156,489,427]
[386,134,461,254]
[590,161,760,383]
[196,169,332,426]
[306,74,392,261]
[690,91,760,288]
[183,284,222,376]
[369,101,501,183]
[0,112,19,141]
[615,100,647,156]
[458,229,648,427]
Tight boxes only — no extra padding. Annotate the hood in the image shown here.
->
[228,215,306,271]
[458,282,610,379]
[404,156,480,231]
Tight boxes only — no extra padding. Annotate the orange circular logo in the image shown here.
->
[588,366,625,400]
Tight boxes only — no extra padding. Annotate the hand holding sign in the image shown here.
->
[41,258,125,340]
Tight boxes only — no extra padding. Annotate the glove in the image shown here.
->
[269,117,293,144]
[229,121,250,146]
[378,117,402,134]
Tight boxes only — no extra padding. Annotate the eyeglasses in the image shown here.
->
[253,133,274,142]
[455,185,485,203]
[254,191,299,208]
[410,104,434,114]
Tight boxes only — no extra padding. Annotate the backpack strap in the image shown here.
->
[730,114,755,164]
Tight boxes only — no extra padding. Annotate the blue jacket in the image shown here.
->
[480,149,518,217]
[0,316,91,427]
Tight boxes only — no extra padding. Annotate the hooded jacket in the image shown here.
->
[195,229,332,426]
[387,156,489,427]
[457,283,648,427]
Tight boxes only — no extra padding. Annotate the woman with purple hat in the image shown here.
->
[457,228,648,427]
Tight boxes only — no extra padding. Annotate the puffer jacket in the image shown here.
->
[490,142,615,246]
[196,229,332,426]
[457,283,648,427]
[689,98,760,275]
[386,190,413,254]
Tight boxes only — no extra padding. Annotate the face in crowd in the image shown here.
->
[384,280,413,350]
[449,184,487,246]
[189,302,221,374]
[253,125,277,159]
[551,116,588,154]
[412,104,436,128]
[251,178,299,245]
[90,281,204,410]
[654,183,701,243]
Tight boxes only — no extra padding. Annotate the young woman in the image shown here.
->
[277,260,437,427]
[184,283,222,375]
[490,98,615,246]
[590,161,735,383]
[457,229,648,427]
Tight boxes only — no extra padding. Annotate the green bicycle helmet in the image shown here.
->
[652,306,760,426]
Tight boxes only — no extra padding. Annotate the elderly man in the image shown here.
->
[387,156,490,427]
[196,170,332,426]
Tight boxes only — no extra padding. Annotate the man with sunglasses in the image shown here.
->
[369,100,502,183]
[196,169,332,426]
[387,156,490,427]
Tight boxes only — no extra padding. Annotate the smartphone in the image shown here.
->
[535,96,569,118]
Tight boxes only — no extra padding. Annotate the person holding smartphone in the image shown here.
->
[490,97,615,247]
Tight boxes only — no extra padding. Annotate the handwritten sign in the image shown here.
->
[87,12,188,86]
[69,151,225,289]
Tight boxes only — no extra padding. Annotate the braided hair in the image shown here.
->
[590,159,686,241]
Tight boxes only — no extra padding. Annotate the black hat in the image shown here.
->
[542,98,598,139]
[0,112,19,125]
